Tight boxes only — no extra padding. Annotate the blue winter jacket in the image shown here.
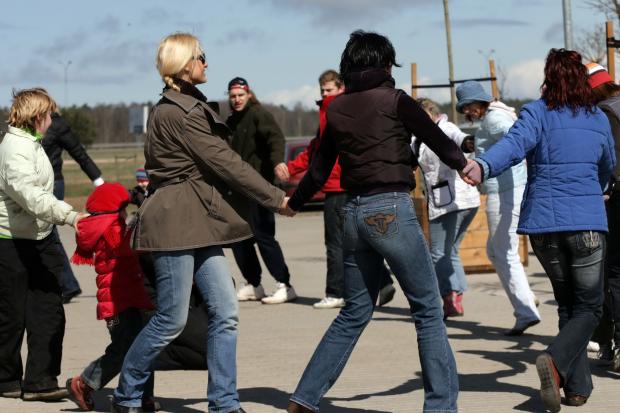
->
[477,99,616,234]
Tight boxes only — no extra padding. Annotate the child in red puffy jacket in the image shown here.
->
[65,183,156,411]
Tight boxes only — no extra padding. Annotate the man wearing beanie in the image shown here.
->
[587,62,620,371]
[226,77,296,304]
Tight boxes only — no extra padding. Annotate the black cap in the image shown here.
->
[228,77,249,91]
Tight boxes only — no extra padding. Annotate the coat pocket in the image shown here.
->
[431,180,453,208]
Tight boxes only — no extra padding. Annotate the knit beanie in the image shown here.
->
[586,62,614,89]
[135,168,149,182]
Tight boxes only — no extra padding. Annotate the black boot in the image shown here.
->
[111,403,144,413]
[22,387,69,401]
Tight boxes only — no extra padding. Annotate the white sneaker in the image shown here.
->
[261,283,297,304]
[237,283,266,301]
[313,297,345,309]
[587,341,600,353]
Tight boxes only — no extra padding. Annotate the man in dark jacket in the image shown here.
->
[226,77,296,304]
[43,113,104,303]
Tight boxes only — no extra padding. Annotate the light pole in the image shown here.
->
[442,0,457,123]
[58,60,72,107]
[562,0,573,49]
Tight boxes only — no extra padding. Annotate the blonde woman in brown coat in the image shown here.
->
[111,33,287,413]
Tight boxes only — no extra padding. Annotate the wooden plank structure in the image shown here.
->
[607,20,617,80]
[410,62,528,273]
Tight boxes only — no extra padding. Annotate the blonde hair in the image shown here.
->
[8,88,57,131]
[416,97,441,120]
[156,33,203,91]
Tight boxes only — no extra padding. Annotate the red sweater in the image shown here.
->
[73,215,153,320]
[287,94,344,193]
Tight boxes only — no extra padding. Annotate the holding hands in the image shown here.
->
[460,159,483,186]
[72,212,90,235]
[278,197,296,217]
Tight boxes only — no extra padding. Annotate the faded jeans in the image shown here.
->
[486,185,540,324]
[531,231,605,397]
[291,192,458,413]
[429,207,478,296]
[113,247,240,412]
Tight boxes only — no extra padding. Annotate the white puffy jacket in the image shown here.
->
[0,126,77,240]
[413,115,480,220]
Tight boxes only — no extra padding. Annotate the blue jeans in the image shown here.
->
[531,231,605,397]
[82,308,154,398]
[113,247,240,412]
[324,192,393,298]
[429,208,478,296]
[291,192,458,413]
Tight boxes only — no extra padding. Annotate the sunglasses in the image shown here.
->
[196,53,206,65]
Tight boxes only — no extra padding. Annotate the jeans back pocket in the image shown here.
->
[362,204,399,238]
[575,231,603,256]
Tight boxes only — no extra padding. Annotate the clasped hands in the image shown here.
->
[279,197,296,217]
[459,159,483,186]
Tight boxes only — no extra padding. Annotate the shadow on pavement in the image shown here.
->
[80,389,205,413]
[239,386,390,412]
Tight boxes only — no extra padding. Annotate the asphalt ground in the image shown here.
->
[2,210,619,412]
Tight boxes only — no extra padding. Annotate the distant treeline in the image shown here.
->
[0,97,531,146]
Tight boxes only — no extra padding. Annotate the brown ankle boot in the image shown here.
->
[287,401,314,413]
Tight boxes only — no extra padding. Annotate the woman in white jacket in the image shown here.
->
[0,88,87,402]
[413,98,480,317]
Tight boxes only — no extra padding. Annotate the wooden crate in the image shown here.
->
[412,174,528,274]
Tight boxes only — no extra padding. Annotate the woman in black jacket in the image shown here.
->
[283,30,469,413]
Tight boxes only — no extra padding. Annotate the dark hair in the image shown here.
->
[339,30,401,76]
[541,48,596,114]
[592,81,620,103]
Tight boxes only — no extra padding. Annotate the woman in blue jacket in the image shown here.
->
[463,49,616,412]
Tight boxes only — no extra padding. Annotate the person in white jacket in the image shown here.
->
[412,98,480,318]
[0,88,87,402]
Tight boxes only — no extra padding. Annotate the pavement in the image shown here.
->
[2,209,619,413]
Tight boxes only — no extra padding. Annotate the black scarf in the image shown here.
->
[165,78,208,103]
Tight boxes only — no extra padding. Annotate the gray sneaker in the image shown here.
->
[613,347,620,372]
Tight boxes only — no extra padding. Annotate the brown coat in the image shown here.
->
[132,89,285,251]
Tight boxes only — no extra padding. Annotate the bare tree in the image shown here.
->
[584,0,620,25]
[576,0,620,65]
[576,27,607,63]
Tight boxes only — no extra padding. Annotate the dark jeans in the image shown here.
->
[531,231,605,397]
[232,204,290,286]
[0,234,66,392]
[324,192,392,298]
[592,190,620,347]
[53,179,81,297]
[81,308,153,398]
